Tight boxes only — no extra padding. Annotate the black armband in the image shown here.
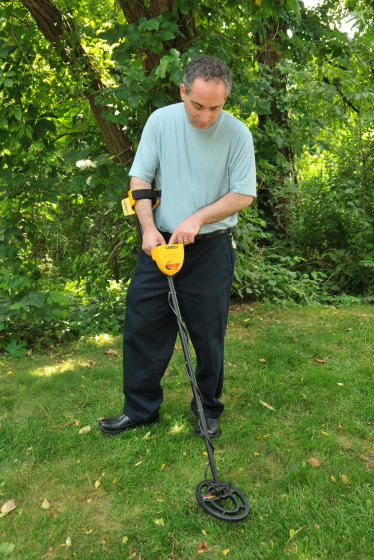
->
[121,189,161,216]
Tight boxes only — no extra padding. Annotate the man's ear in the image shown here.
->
[180,83,186,101]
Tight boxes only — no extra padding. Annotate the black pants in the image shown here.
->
[122,231,235,422]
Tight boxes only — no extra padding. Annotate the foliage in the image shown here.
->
[0,274,128,355]
[233,213,329,303]
[290,101,374,295]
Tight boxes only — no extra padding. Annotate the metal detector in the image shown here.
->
[151,244,250,522]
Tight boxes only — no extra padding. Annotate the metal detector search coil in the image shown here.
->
[150,244,250,522]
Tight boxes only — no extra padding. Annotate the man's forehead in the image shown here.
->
[187,78,226,107]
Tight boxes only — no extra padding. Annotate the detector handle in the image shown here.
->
[151,244,184,276]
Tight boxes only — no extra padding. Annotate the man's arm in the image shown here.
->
[130,176,166,255]
[169,192,253,245]
[130,175,253,253]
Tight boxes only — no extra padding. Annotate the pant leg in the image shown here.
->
[122,250,178,422]
[175,232,235,419]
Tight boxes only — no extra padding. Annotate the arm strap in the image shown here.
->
[121,189,161,216]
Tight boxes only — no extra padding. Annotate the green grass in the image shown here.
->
[0,304,373,559]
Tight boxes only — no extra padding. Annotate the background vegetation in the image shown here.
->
[1,0,374,355]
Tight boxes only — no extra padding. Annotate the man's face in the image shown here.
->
[180,77,227,129]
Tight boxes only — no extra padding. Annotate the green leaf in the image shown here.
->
[255,99,271,115]
[14,107,22,121]
[86,174,101,187]
[25,292,45,308]
[0,543,16,555]
[34,118,56,139]
[157,30,176,41]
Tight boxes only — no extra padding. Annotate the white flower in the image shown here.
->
[76,159,97,170]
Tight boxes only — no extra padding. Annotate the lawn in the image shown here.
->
[1,303,373,559]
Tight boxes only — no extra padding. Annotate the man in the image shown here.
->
[99,55,256,438]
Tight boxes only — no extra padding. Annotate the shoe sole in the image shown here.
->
[99,417,159,436]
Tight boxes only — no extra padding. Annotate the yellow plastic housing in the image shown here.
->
[121,189,160,217]
[151,244,184,276]
[121,190,136,216]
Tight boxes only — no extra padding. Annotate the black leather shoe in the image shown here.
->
[98,414,159,435]
[194,417,220,438]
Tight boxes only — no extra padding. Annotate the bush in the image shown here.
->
[0,273,128,356]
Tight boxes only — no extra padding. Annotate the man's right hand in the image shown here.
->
[142,228,166,256]
[129,177,166,256]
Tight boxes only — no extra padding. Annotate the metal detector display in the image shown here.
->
[151,244,250,522]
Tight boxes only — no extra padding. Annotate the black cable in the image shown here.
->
[167,289,216,479]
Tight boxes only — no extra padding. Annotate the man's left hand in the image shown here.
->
[169,215,202,245]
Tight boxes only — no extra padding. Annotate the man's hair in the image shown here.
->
[183,55,232,96]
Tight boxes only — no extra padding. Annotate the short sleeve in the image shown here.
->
[228,129,256,197]
[129,113,160,183]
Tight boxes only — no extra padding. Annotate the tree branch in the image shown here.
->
[322,76,359,113]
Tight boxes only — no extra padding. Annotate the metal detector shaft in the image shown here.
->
[150,244,250,521]
[167,275,220,484]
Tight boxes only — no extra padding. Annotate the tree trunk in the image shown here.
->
[20,0,132,164]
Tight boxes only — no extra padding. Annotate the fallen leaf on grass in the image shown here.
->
[307,458,321,468]
[223,549,230,556]
[341,474,351,485]
[105,349,119,357]
[95,479,101,489]
[288,526,305,541]
[259,359,266,363]
[197,541,208,553]
[79,426,91,434]
[41,498,50,510]
[259,400,276,411]
[153,518,164,526]
[66,537,72,547]
[0,500,16,517]
[313,358,325,364]
[0,543,15,555]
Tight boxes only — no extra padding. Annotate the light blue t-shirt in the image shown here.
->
[129,102,256,234]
